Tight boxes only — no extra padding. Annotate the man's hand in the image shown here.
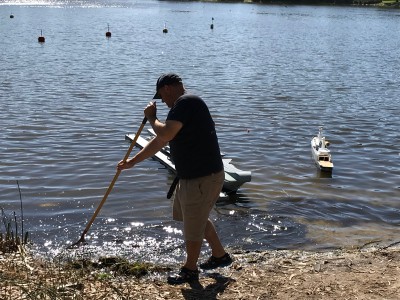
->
[144,101,157,123]
[117,158,134,171]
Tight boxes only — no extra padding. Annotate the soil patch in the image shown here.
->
[1,242,399,299]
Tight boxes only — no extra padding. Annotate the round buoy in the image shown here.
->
[38,30,45,43]
[10,14,14,19]
[106,23,111,38]
[163,22,168,33]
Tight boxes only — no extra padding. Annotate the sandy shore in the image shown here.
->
[1,241,400,299]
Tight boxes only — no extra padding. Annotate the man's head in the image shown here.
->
[154,73,185,107]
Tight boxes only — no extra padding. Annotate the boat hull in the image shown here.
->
[125,133,251,194]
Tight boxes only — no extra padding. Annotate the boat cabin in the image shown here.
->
[319,155,330,162]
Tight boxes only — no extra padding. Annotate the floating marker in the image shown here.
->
[38,30,45,43]
[163,22,168,33]
[210,17,214,30]
[106,23,111,38]
[10,13,14,18]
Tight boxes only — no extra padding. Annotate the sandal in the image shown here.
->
[200,253,233,270]
[167,267,199,285]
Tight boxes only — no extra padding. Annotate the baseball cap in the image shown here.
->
[154,73,182,99]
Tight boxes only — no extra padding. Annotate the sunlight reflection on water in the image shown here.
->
[1,1,400,263]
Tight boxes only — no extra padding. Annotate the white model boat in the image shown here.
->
[311,127,333,172]
[125,129,251,194]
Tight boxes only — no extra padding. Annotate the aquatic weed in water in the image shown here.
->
[0,181,30,253]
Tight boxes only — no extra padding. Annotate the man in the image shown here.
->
[117,73,232,284]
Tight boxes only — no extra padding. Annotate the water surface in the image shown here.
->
[1,0,400,262]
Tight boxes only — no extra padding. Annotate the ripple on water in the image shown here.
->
[1,3,400,260]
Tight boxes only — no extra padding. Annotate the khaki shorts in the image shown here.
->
[173,170,224,241]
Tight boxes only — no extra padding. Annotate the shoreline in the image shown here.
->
[160,0,400,8]
[1,241,400,299]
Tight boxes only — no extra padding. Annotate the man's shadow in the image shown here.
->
[181,272,235,300]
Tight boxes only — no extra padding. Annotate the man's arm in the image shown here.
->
[117,136,167,170]
[148,119,182,143]
[145,101,183,142]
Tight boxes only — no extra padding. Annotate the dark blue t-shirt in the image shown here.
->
[166,94,223,179]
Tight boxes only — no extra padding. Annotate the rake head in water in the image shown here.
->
[67,234,87,249]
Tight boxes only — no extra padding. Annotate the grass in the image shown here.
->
[0,181,29,254]
[0,209,29,253]
[0,248,172,299]
[379,0,400,5]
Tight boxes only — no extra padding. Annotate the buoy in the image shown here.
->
[163,22,168,33]
[210,17,214,30]
[106,23,111,38]
[10,14,14,19]
[38,30,45,43]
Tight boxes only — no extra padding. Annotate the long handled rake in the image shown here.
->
[68,115,149,249]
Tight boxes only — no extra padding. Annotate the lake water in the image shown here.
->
[1,0,400,263]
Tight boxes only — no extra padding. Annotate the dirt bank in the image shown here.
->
[1,242,399,299]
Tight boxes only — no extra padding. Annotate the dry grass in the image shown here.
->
[1,241,400,300]
[0,248,173,300]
